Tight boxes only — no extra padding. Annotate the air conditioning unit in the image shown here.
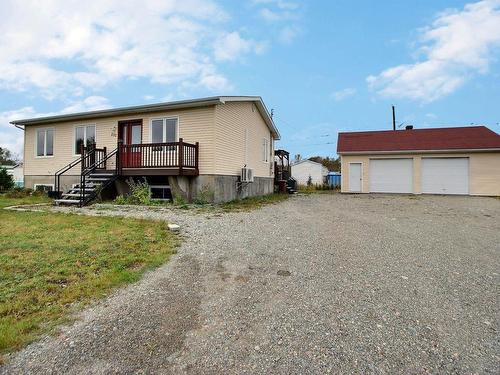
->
[241,167,254,183]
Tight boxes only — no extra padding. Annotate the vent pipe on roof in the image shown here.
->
[392,105,396,131]
[405,125,414,130]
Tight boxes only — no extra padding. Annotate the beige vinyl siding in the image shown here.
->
[24,106,216,176]
[214,102,273,177]
[340,152,500,196]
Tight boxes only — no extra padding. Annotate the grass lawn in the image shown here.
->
[0,194,178,361]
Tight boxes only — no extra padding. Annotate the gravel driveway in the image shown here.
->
[2,194,499,374]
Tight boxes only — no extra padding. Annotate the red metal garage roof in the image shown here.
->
[337,126,500,153]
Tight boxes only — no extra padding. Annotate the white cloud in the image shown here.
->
[331,88,357,101]
[367,0,500,102]
[252,0,302,44]
[252,0,299,11]
[214,32,267,61]
[0,0,265,99]
[0,97,111,154]
[278,26,301,44]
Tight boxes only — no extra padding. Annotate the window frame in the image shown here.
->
[35,128,55,158]
[73,124,97,156]
[149,117,179,144]
[149,185,171,201]
[262,137,270,163]
[33,183,54,192]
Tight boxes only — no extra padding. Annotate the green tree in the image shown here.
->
[0,167,14,191]
[309,156,341,172]
[0,147,18,165]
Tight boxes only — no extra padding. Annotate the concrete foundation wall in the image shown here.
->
[191,175,274,203]
[25,175,80,192]
[25,174,274,204]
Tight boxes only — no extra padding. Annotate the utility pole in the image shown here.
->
[392,105,396,131]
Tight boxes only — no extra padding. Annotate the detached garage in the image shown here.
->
[337,126,500,196]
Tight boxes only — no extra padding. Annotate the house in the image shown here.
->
[11,96,280,204]
[291,159,329,186]
[0,163,23,187]
[337,126,500,196]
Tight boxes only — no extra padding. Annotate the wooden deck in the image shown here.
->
[117,139,199,176]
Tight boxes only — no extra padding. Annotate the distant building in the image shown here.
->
[291,159,328,186]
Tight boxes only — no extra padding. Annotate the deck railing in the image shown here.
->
[117,138,199,175]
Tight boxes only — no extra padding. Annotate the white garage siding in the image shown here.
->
[369,158,413,193]
[421,157,469,195]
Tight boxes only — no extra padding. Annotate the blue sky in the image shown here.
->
[1,0,499,158]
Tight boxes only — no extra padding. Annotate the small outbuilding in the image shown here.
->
[291,159,329,186]
[337,126,500,196]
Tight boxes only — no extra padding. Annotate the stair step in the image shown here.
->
[55,199,81,204]
[62,193,89,197]
[69,188,95,192]
[73,184,97,188]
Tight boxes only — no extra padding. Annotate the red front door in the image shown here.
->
[119,120,142,168]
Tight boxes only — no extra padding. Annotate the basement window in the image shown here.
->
[150,185,172,201]
[34,184,54,192]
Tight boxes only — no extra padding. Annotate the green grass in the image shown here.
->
[0,194,51,209]
[0,195,178,360]
[297,185,339,194]
[219,193,289,212]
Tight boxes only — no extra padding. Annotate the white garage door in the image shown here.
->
[369,159,413,193]
[421,158,469,195]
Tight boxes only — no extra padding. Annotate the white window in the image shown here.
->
[36,128,54,157]
[262,138,269,162]
[34,184,54,192]
[150,185,171,201]
[74,125,96,154]
[151,118,178,143]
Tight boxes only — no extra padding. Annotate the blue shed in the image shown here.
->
[327,172,341,188]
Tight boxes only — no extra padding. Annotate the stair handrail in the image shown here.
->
[54,157,82,197]
[79,147,118,207]
[54,145,105,196]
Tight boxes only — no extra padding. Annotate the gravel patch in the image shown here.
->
[2,194,499,374]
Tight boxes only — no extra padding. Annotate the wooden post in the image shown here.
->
[195,142,199,174]
[178,138,184,176]
[103,146,107,170]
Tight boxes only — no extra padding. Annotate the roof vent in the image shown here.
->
[405,125,414,130]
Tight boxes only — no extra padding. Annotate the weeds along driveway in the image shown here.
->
[2,194,500,374]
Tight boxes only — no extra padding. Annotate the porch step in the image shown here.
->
[62,193,91,197]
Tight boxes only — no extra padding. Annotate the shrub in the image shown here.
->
[298,183,337,192]
[114,195,128,205]
[113,178,152,205]
[4,187,36,198]
[0,167,14,192]
[193,184,213,205]
[173,196,189,209]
